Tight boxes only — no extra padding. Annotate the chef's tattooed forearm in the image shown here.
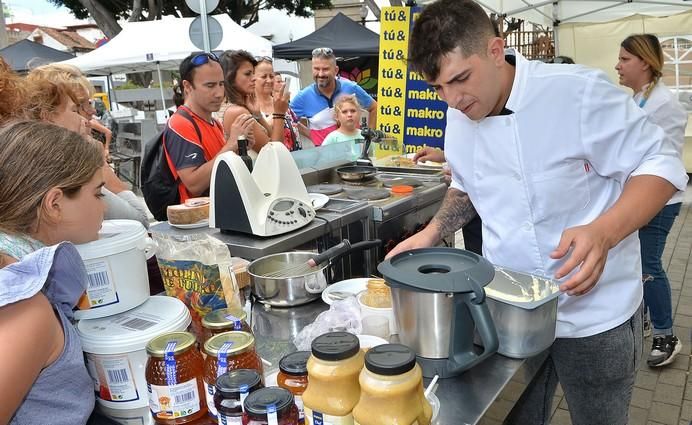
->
[430,188,477,237]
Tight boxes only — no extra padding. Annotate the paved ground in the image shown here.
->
[456,185,692,425]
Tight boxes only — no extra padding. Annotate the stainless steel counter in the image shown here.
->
[250,299,547,425]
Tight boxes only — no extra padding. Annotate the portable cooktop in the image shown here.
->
[307,184,343,195]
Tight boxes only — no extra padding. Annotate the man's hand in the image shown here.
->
[550,222,612,296]
[385,226,440,259]
[413,147,445,164]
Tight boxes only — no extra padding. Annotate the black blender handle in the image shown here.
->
[461,294,498,367]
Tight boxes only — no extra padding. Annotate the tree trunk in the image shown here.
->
[130,0,143,21]
[77,0,123,38]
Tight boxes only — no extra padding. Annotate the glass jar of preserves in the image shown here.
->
[202,308,252,342]
[352,344,432,425]
[243,388,299,425]
[215,369,264,425]
[204,331,264,419]
[277,351,310,423]
[145,331,207,424]
[302,332,364,425]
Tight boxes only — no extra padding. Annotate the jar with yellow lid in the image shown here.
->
[302,332,364,425]
[352,344,432,425]
[203,331,264,419]
[145,331,207,424]
[202,307,252,342]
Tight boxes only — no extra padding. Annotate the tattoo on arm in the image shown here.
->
[430,188,477,237]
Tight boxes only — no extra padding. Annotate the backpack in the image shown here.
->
[141,108,201,221]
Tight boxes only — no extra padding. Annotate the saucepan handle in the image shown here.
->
[309,240,352,266]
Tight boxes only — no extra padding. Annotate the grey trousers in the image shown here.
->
[505,303,644,425]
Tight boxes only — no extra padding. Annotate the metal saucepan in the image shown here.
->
[336,165,377,182]
[248,239,382,307]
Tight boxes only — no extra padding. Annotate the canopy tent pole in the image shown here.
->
[156,61,166,111]
[553,1,560,56]
[107,74,118,111]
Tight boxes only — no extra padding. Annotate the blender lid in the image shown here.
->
[365,344,417,376]
[377,247,495,293]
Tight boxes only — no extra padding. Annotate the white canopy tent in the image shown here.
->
[61,14,273,75]
[472,0,692,27]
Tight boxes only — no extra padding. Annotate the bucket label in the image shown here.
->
[110,311,162,331]
[83,260,119,309]
[304,407,353,425]
[148,378,201,420]
[85,353,139,402]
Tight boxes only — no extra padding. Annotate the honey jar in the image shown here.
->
[204,331,264,419]
[277,351,310,423]
[202,308,252,342]
[243,387,300,425]
[145,331,207,424]
[352,344,432,425]
[214,369,264,424]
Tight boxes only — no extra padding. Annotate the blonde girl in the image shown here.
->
[321,95,365,159]
[615,34,688,367]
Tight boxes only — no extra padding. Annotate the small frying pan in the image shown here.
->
[336,165,377,182]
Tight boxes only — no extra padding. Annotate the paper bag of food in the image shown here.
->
[153,232,242,341]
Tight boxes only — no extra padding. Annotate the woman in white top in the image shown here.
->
[616,33,689,367]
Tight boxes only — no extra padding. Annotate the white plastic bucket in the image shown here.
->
[75,220,156,320]
[77,296,191,409]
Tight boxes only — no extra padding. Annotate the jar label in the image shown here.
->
[224,314,242,330]
[82,260,118,309]
[267,403,279,425]
[304,407,354,425]
[85,354,139,402]
[164,341,177,385]
[204,380,218,418]
[240,385,249,412]
[218,413,243,425]
[148,378,201,420]
[217,341,235,377]
[295,395,304,420]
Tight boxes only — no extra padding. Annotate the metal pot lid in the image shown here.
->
[377,247,495,294]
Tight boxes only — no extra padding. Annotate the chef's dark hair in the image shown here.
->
[409,0,496,81]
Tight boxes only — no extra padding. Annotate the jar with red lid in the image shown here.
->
[202,308,252,342]
[145,331,207,424]
[214,369,264,425]
[203,331,264,419]
[276,351,310,423]
[243,388,300,425]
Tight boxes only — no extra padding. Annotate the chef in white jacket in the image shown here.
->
[386,1,688,424]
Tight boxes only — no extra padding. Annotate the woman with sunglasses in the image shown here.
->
[615,34,688,367]
[219,50,290,153]
[254,57,302,151]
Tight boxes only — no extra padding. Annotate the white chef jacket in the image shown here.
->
[634,81,688,205]
[445,50,688,338]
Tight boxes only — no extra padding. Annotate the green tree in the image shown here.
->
[48,0,331,39]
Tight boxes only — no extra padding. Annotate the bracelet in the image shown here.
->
[272,113,285,119]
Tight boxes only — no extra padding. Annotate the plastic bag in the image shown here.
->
[153,232,242,341]
[293,297,362,351]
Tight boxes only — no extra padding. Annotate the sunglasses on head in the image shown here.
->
[255,56,273,63]
[312,47,334,57]
[190,52,220,67]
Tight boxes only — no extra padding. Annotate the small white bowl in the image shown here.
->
[357,292,398,335]
[356,334,389,350]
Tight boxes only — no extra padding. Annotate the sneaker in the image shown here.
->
[643,312,652,338]
[647,335,682,367]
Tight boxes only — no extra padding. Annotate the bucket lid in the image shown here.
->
[77,296,191,354]
[364,344,416,376]
[311,332,360,361]
[215,369,262,396]
[377,248,495,294]
[75,219,148,259]
[279,351,310,375]
[244,388,294,416]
